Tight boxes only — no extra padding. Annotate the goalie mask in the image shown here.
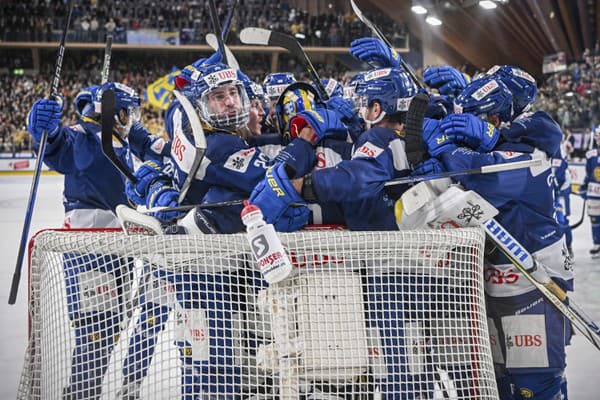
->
[355,67,417,128]
[487,65,537,116]
[275,82,321,137]
[454,76,513,123]
[75,85,99,118]
[95,82,141,138]
[187,62,250,132]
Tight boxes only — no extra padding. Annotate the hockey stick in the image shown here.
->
[384,158,543,187]
[404,92,429,166]
[8,0,74,305]
[239,27,329,100]
[349,0,424,90]
[101,34,113,85]
[208,0,229,67]
[569,197,586,230]
[483,218,600,351]
[206,34,239,71]
[173,90,207,204]
[100,89,138,182]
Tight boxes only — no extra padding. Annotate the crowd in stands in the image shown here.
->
[0,0,408,47]
[0,52,350,154]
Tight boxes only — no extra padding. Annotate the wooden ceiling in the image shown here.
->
[363,0,600,77]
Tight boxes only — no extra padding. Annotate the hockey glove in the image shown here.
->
[423,118,457,157]
[27,97,64,142]
[146,181,185,222]
[440,113,500,152]
[350,37,401,68]
[412,158,446,176]
[423,66,470,97]
[425,95,452,119]
[126,160,166,206]
[248,163,310,232]
[289,106,347,143]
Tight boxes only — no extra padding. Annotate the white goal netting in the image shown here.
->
[18,228,498,400]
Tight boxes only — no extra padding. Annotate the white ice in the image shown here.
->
[0,175,598,399]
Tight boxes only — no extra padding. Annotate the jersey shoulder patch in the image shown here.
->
[353,141,384,159]
[494,150,523,159]
[586,149,598,158]
[224,147,256,173]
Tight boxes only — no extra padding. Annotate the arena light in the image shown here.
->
[426,15,442,26]
[411,5,428,14]
[479,0,497,9]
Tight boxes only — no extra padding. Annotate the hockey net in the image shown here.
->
[18,227,498,399]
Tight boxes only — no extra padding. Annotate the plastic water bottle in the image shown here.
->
[241,201,293,284]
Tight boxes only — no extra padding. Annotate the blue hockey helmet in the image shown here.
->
[343,72,367,112]
[487,65,537,116]
[263,72,296,102]
[275,82,321,136]
[355,67,417,126]
[185,62,250,131]
[75,85,99,117]
[95,82,142,137]
[313,78,344,98]
[238,70,268,106]
[454,76,513,123]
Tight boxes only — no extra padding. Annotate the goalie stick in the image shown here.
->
[239,27,329,100]
[100,89,138,183]
[173,90,207,204]
[350,0,423,90]
[8,0,75,305]
[482,218,600,351]
[569,197,586,230]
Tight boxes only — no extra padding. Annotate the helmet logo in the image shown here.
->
[512,68,535,83]
[365,68,392,81]
[471,80,499,101]
[114,82,135,96]
[396,97,413,112]
[204,69,237,88]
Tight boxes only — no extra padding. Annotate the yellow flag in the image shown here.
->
[146,70,179,110]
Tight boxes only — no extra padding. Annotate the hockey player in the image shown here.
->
[262,72,296,133]
[26,82,168,399]
[552,137,574,258]
[423,76,572,400]
[581,129,600,257]
[249,67,418,231]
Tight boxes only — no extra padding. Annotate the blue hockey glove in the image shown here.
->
[350,37,401,68]
[248,163,310,232]
[412,158,446,176]
[425,95,452,119]
[146,181,185,222]
[440,113,500,152]
[423,66,470,97]
[289,106,347,143]
[126,160,165,206]
[326,96,361,124]
[27,97,64,142]
[423,118,456,157]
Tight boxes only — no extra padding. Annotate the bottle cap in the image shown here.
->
[240,200,262,223]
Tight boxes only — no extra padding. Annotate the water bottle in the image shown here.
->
[241,201,293,284]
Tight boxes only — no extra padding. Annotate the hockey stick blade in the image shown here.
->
[349,0,423,90]
[173,90,207,204]
[8,0,75,305]
[405,93,429,165]
[569,198,586,230]
[385,158,543,187]
[206,33,239,70]
[100,89,137,182]
[240,27,329,100]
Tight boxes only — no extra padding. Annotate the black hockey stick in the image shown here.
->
[8,0,75,305]
[385,158,542,187]
[350,0,424,90]
[173,90,207,204]
[404,92,429,166]
[239,27,329,100]
[221,0,238,43]
[101,34,113,84]
[101,89,137,182]
[208,0,229,66]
